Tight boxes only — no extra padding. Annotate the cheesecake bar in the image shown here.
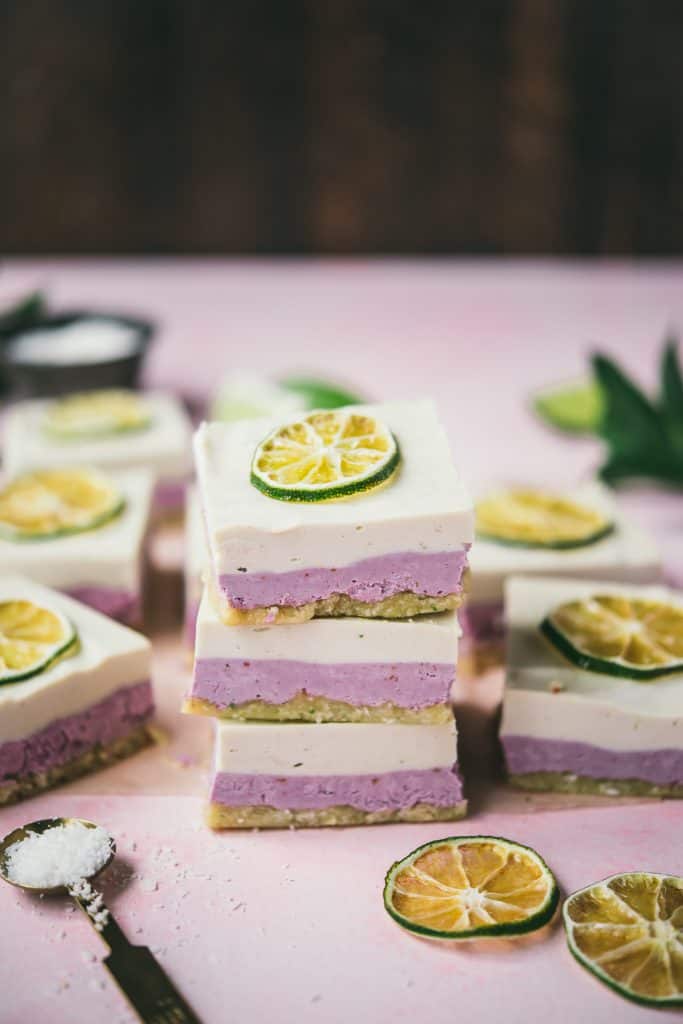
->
[186,589,459,723]
[0,469,153,625]
[0,576,153,805]
[207,719,466,828]
[2,391,193,515]
[184,485,208,647]
[195,399,473,625]
[462,482,661,672]
[501,576,682,797]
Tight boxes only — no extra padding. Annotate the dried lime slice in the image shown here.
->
[541,593,683,680]
[0,468,124,541]
[251,410,400,502]
[564,872,683,1007]
[0,600,78,684]
[44,389,151,439]
[384,835,559,940]
[476,488,614,549]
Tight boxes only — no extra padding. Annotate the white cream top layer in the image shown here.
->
[0,575,151,743]
[501,576,683,752]
[195,399,474,575]
[196,588,460,663]
[2,393,193,482]
[469,481,661,603]
[213,718,457,775]
[184,486,208,604]
[0,470,153,591]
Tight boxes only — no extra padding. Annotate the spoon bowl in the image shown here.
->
[0,817,116,896]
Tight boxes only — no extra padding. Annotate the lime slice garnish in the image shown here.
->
[251,410,400,502]
[44,389,151,439]
[533,378,603,434]
[476,488,614,549]
[564,872,683,1007]
[541,594,683,680]
[384,835,559,940]
[0,600,78,684]
[0,468,125,541]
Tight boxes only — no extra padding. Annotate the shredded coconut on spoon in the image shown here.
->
[4,820,113,889]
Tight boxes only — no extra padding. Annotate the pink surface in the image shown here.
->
[1,259,683,1023]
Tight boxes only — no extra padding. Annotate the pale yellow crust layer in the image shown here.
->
[183,694,452,724]
[213,588,464,626]
[509,772,683,799]
[206,800,468,830]
[0,725,152,807]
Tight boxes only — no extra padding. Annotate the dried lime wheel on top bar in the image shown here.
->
[0,600,78,685]
[541,594,683,680]
[251,410,400,502]
[0,468,125,542]
[44,389,152,439]
[384,835,559,940]
[476,488,614,549]
[564,872,683,1007]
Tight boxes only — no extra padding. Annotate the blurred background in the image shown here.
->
[3,0,683,256]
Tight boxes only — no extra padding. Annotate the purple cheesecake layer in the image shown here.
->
[153,477,188,511]
[460,599,504,645]
[193,659,454,709]
[65,586,140,625]
[219,549,469,609]
[211,765,464,811]
[0,681,154,784]
[503,735,683,787]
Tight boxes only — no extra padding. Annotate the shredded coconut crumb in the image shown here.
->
[5,821,113,890]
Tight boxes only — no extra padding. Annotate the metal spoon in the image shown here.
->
[0,817,201,1024]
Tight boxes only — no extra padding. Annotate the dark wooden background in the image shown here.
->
[2,0,683,255]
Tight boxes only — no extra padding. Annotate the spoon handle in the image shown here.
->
[71,890,202,1023]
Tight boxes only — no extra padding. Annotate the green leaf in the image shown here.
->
[591,350,683,487]
[0,290,46,336]
[660,337,683,460]
[279,376,364,410]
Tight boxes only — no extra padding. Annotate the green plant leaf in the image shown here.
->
[591,350,683,487]
[279,376,364,409]
[0,290,46,336]
[660,337,683,461]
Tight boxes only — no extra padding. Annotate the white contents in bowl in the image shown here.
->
[4,820,113,889]
[8,320,140,366]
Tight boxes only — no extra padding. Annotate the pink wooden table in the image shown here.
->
[1,260,682,1024]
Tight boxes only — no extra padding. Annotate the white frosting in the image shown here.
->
[470,482,661,603]
[0,575,150,743]
[195,399,474,575]
[196,587,460,662]
[2,392,193,482]
[8,321,139,366]
[469,482,662,603]
[184,485,208,607]
[213,718,457,775]
[501,576,683,751]
[0,469,153,591]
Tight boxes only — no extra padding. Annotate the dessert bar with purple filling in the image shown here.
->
[194,399,473,625]
[185,588,459,723]
[207,718,466,829]
[0,576,153,805]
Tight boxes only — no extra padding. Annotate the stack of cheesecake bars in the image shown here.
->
[184,399,474,828]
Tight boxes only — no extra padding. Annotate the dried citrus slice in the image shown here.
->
[0,600,78,684]
[44,389,151,439]
[383,836,559,940]
[0,468,124,541]
[564,872,683,1007]
[541,594,683,680]
[251,410,400,502]
[476,488,613,549]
